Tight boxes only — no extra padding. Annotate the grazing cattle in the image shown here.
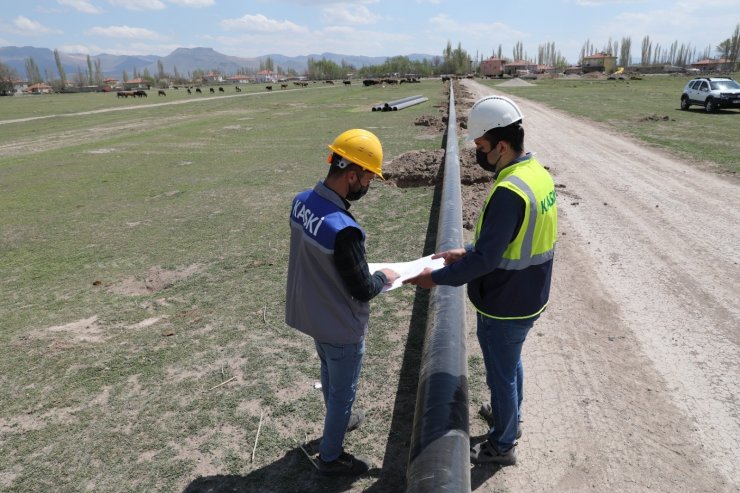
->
[363,79,380,87]
[343,80,351,86]
[280,83,288,89]
[117,91,133,98]
[324,80,334,85]
[209,87,215,93]
[134,90,147,98]
[301,82,309,87]
[235,86,242,92]
[158,90,166,96]
[218,86,224,92]
[265,85,272,91]
[196,88,202,94]
[187,88,192,94]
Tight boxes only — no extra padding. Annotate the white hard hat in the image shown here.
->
[466,95,523,141]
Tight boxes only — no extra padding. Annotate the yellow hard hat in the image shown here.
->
[328,129,384,179]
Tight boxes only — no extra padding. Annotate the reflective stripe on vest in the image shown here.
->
[474,157,557,271]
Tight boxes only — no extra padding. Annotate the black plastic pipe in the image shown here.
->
[372,94,424,111]
[388,97,428,111]
[406,83,470,492]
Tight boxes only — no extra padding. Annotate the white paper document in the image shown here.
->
[369,254,446,292]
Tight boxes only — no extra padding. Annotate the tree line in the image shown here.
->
[579,23,739,70]
[1,23,738,95]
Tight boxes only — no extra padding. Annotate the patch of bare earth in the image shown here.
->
[107,264,202,296]
[457,78,738,491]
[383,146,494,230]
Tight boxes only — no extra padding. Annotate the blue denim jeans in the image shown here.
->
[476,313,533,451]
[314,339,365,462]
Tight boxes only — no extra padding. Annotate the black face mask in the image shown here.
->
[346,178,369,201]
[475,149,499,173]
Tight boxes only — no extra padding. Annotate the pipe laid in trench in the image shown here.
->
[405,83,470,493]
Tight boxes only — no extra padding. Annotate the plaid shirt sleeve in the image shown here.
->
[334,227,387,302]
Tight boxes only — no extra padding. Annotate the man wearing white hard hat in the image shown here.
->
[405,95,558,466]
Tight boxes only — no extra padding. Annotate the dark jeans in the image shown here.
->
[476,313,533,451]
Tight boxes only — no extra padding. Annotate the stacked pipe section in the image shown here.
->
[406,84,470,493]
[372,95,429,111]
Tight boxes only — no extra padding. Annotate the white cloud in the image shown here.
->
[107,0,165,11]
[168,0,215,7]
[429,13,526,39]
[57,44,103,54]
[323,4,380,24]
[221,13,308,33]
[57,0,103,14]
[416,0,441,4]
[12,16,62,35]
[87,25,162,40]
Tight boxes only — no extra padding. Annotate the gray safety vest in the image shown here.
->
[285,181,369,344]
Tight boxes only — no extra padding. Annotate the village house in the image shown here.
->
[103,77,118,89]
[690,58,733,72]
[503,59,537,76]
[255,70,278,83]
[480,57,506,77]
[26,82,53,94]
[226,74,253,84]
[122,78,150,90]
[202,72,223,83]
[582,52,618,73]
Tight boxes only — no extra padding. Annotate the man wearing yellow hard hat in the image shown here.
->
[285,128,399,476]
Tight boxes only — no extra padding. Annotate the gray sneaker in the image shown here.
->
[346,410,365,432]
[317,452,370,476]
[470,440,516,466]
[478,403,522,439]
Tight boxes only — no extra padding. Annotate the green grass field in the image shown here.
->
[1,74,736,492]
[481,73,740,172]
[1,81,447,493]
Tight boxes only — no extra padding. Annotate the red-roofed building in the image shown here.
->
[203,72,223,83]
[227,75,254,84]
[582,52,617,73]
[503,60,537,76]
[480,57,506,77]
[255,70,277,83]
[690,58,733,72]
[123,77,150,89]
[26,83,53,94]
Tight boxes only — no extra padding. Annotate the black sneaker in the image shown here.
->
[317,452,370,476]
[346,410,365,432]
[470,440,516,466]
[478,403,522,439]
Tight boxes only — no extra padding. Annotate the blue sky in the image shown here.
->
[1,0,738,63]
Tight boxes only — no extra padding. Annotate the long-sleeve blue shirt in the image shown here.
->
[431,152,554,319]
[431,186,524,287]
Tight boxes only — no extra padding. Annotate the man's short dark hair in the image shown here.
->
[482,122,524,153]
[327,152,364,177]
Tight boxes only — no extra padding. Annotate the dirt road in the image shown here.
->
[460,79,739,492]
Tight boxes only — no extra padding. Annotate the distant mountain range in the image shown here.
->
[0,46,437,80]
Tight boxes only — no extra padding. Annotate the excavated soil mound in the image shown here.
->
[414,114,445,133]
[384,147,494,229]
[383,149,445,187]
